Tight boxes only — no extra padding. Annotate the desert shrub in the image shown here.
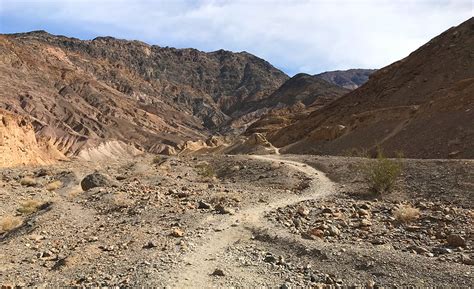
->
[20,176,37,187]
[45,180,62,191]
[195,162,215,179]
[17,199,43,214]
[393,204,420,223]
[363,151,402,194]
[0,215,22,232]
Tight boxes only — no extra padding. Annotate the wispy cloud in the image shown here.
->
[0,0,471,75]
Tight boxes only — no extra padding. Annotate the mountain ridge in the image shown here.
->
[267,17,474,158]
[314,68,376,89]
[0,30,291,159]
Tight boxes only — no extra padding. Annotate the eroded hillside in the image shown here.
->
[0,31,289,159]
[268,18,474,158]
[0,110,64,167]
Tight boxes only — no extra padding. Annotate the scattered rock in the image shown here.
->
[359,219,372,227]
[306,228,324,239]
[358,208,370,217]
[176,191,189,198]
[34,168,50,177]
[322,207,333,214]
[461,254,474,265]
[171,229,184,238]
[51,257,68,270]
[211,268,225,276]
[143,241,158,249]
[327,225,340,236]
[215,204,235,215]
[446,234,466,247]
[297,206,310,216]
[198,200,213,210]
[264,254,277,263]
[409,245,430,254]
[432,247,453,255]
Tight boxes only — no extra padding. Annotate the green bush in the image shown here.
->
[364,152,402,194]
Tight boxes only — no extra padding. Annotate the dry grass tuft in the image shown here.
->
[0,215,22,233]
[45,180,62,191]
[393,204,420,223]
[67,188,83,199]
[195,162,216,179]
[112,192,133,209]
[20,176,38,187]
[18,199,44,214]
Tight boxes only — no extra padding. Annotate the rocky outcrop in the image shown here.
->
[224,133,279,155]
[0,110,64,166]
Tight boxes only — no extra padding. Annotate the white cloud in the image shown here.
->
[1,0,472,75]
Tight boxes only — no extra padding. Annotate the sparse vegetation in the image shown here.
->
[17,199,43,214]
[20,176,37,187]
[0,215,22,233]
[393,204,420,223]
[363,150,402,195]
[342,147,370,158]
[195,162,216,179]
[45,180,62,191]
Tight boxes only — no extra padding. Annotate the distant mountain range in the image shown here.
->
[0,31,289,157]
[1,17,471,166]
[0,30,364,165]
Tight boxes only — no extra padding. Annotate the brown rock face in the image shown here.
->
[0,31,288,158]
[0,109,64,166]
[314,69,376,90]
[270,18,474,159]
[243,74,349,135]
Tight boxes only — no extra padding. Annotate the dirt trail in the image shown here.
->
[165,154,336,287]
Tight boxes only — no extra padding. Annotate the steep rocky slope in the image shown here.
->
[314,69,376,90]
[254,73,349,108]
[0,31,288,158]
[0,109,64,166]
[228,74,349,134]
[269,18,474,158]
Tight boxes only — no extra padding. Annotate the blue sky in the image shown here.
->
[0,0,471,75]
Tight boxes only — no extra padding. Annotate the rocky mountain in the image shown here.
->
[0,31,288,159]
[254,73,349,108]
[314,69,376,90]
[242,74,349,135]
[268,18,474,158]
[224,73,349,134]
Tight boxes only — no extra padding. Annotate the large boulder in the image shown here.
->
[80,172,111,191]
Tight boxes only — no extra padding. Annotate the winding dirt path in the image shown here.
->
[166,154,336,287]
